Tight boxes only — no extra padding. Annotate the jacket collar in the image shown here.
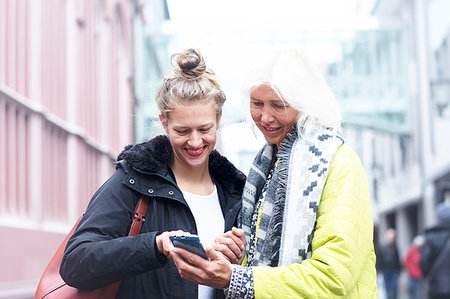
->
[117,135,246,192]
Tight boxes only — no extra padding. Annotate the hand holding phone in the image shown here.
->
[170,235,208,259]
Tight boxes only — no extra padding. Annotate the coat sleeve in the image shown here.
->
[252,144,377,298]
[60,167,167,290]
[420,235,434,277]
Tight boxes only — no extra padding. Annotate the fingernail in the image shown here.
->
[168,244,174,251]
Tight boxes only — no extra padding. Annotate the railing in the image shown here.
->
[0,84,115,228]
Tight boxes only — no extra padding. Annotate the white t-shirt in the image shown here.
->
[181,186,224,299]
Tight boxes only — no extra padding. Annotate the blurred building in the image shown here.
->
[132,0,171,142]
[0,0,134,297]
[342,0,450,255]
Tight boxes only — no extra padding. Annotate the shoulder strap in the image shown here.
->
[427,232,450,279]
[35,196,150,299]
[128,196,149,236]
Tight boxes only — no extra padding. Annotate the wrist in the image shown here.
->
[225,262,233,288]
[155,234,162,253]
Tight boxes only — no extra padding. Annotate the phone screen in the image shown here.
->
[169,235,208,259]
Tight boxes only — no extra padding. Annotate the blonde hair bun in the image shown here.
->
[173,48,207,79]
[157,48,226,119]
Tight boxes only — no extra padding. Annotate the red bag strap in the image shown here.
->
[34,196,151,299]
[128,196,149,236]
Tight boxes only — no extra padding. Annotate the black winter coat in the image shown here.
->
[375,243,401,272]
[60,135,246,299]
[420,224,450,297]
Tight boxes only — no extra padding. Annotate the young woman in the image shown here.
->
[60,48,246,298]
[170,48,378,298]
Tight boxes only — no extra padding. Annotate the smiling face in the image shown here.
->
[250,84,300,148]
[160,100,220,170]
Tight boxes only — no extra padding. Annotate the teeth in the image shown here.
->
[187,147,203,154]
[264,127,277,131]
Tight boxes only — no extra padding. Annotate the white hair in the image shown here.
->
[243,48,341,138]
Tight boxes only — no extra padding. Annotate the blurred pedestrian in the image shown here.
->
[377,228,401,299]
[420,201,450,299]
[403,235,424,299]
[168,47,378,298]
[59,48,246,298]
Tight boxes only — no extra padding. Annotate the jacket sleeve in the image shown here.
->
[60,167,167,290]
[252,144,377,298]
[420,235,433,277]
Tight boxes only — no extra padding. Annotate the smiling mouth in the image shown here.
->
[262,126,280,134]
[186,146,206,157]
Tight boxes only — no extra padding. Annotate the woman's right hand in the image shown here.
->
[212,227,246,264]
[156,230,190,258]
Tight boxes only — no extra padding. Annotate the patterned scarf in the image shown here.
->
[239,127,344,266]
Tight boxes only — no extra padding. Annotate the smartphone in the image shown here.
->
[169,235,208,259]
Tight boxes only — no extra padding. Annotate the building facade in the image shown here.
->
[346,0,450,255]
[0,0,134,297]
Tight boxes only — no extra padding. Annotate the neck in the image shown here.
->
[169,156,214,195]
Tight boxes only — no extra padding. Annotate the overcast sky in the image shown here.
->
[167,0,377,24]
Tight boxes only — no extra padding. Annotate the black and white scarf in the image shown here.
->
[239,127,344,267]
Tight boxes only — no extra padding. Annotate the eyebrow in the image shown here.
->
[172,122,215,129]
[250,97,287,105]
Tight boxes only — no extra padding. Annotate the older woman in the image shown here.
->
[170,48,378,298]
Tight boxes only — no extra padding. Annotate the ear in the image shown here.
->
[216,112,222,130]
[159,114,169,134]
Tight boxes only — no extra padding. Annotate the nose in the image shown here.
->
[260,106,275,124]
[187,131,202,148]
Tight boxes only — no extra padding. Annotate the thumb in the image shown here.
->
[232,227,245,237]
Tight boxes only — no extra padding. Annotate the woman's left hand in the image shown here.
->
[212,227,246,264]
[170,246,233,289]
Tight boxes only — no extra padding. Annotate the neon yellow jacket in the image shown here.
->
[251,144,378,298]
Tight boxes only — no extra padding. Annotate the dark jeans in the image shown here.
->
[407,276,422,299]
[383,270,399,299]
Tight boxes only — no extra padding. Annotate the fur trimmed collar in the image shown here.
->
[117,135,246,191]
